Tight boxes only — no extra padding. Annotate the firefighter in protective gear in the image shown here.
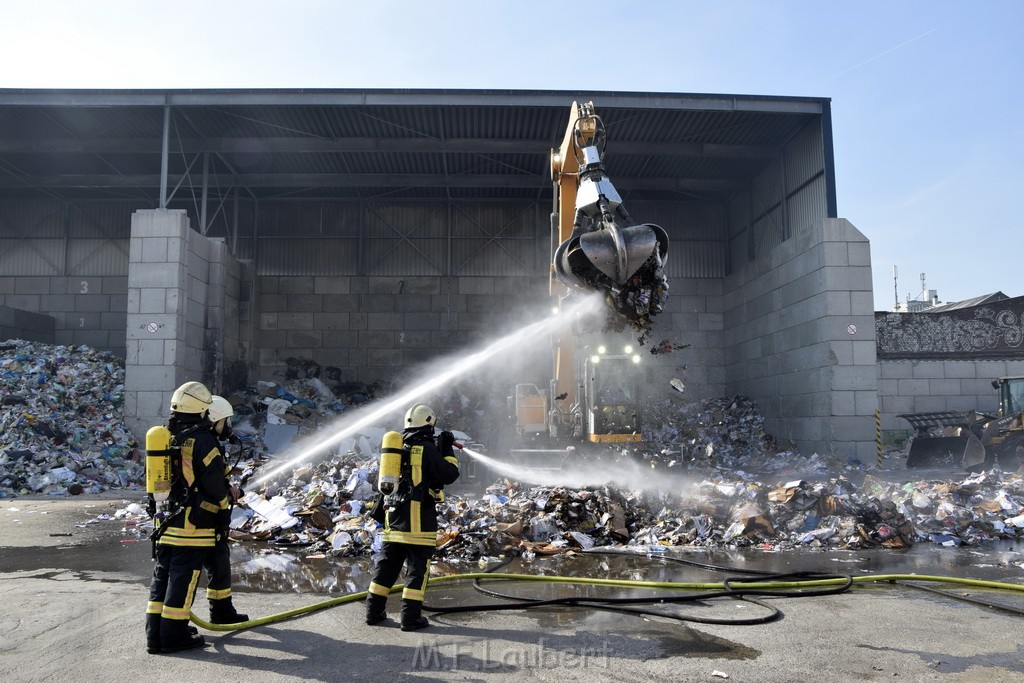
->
[203,395,248,625]
[145,381,230,654]
[365,403,460,630]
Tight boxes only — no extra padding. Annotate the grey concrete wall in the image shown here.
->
[254,275,548,386]
[878,359,1024,437]
[723,218,878,460]
[0,276,128,355]
[124,209,247,440]
[251,273,723,405]
[641,277,725,405]
[0,305,55,344]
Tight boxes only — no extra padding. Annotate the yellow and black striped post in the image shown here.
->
[875,409,882,469]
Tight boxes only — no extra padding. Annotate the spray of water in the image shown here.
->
[249,294,600,487]
[461,446,696,494]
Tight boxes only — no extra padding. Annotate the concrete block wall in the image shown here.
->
[0,275,128,355]
[640,277,725,405]
[0,305,55,343]
[124,209,247,440]
[723,218,878,460]
[251,274,724,405]
[254,275,550,386]
[878,359,1024,436]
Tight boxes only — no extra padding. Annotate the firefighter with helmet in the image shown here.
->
[145,381,229,654]
[365,403,460,630]
[202,395,248,625]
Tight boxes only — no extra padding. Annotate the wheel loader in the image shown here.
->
[900,375,1024,470]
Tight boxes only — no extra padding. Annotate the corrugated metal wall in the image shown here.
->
[0,201,133,275]
[784,119,828,236]
[0,197,733,279]
[239,199,728,279]
[726,118,827,272]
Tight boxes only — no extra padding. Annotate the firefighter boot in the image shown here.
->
[400,599,429,632]
[159,618,207,654]
[209,598,248,624]
[365,593,388,625]
[146,613,161,654]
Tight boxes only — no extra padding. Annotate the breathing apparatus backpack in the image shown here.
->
[377,430,404,495]
[367,431,412,523]
[145,425,178,504]
[145,422,210,540]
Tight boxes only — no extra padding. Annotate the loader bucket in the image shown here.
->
[906,433,986,469]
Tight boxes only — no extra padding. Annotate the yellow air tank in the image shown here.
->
[146,425,173,501]
[378,431,403,494]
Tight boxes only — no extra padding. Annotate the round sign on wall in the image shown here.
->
[846,323,858,335]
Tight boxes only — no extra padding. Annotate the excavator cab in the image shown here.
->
[582,345,644,443]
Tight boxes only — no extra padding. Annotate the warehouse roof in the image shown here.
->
[0,88,832,203]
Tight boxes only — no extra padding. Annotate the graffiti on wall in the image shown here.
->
[876,296,1024,359]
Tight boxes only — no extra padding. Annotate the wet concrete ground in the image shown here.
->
[3,492,1024,681]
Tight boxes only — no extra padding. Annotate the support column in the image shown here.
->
[124,209,190,439]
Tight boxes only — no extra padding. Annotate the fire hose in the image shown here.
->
[187,554,1024,632]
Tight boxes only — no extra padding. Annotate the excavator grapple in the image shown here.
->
[550,102,669,343]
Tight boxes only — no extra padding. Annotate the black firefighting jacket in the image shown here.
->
[382,429,460,546]
[157,414,229,549]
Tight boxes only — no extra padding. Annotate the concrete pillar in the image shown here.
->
[723,218,879,461]
[124,209,190,440]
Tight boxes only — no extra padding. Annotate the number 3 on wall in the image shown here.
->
[79,280,88,294]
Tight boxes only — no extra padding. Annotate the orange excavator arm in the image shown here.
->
[544,102,670,439]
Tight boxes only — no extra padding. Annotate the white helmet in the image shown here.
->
[208,395,234,423]
[404,403,436,429]
[170,381,212,415]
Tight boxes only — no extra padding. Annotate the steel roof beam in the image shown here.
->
[0,137,779,158]
[0,172,739,192]
[0,89,827,113]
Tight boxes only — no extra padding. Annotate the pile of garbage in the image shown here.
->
[222,376,380,456]
[0,340,141,497]
[630,394,838,478]
[5,338,1022,558]
[112,386,1023,560]
[112,452,1024,564]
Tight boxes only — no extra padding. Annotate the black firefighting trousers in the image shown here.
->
[367,542,435,602]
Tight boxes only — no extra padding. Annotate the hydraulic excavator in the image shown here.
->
[507,101,670,461]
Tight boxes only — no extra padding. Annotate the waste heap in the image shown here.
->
[0,339,140,497]
[4,344,1018,558]
[118,386,1024,562]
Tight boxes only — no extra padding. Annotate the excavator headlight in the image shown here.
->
[597,345,606,354]
[624,345,634,354]
[632,355,641,364]
[590,355,600,364]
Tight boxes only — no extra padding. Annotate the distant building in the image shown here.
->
[923,292,1008,313]
[875,292,1024,441]
[894,289,941,312]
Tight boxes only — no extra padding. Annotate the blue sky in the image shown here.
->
[3,1,1021,310]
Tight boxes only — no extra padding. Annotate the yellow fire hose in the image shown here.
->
[189,571,1024,632]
